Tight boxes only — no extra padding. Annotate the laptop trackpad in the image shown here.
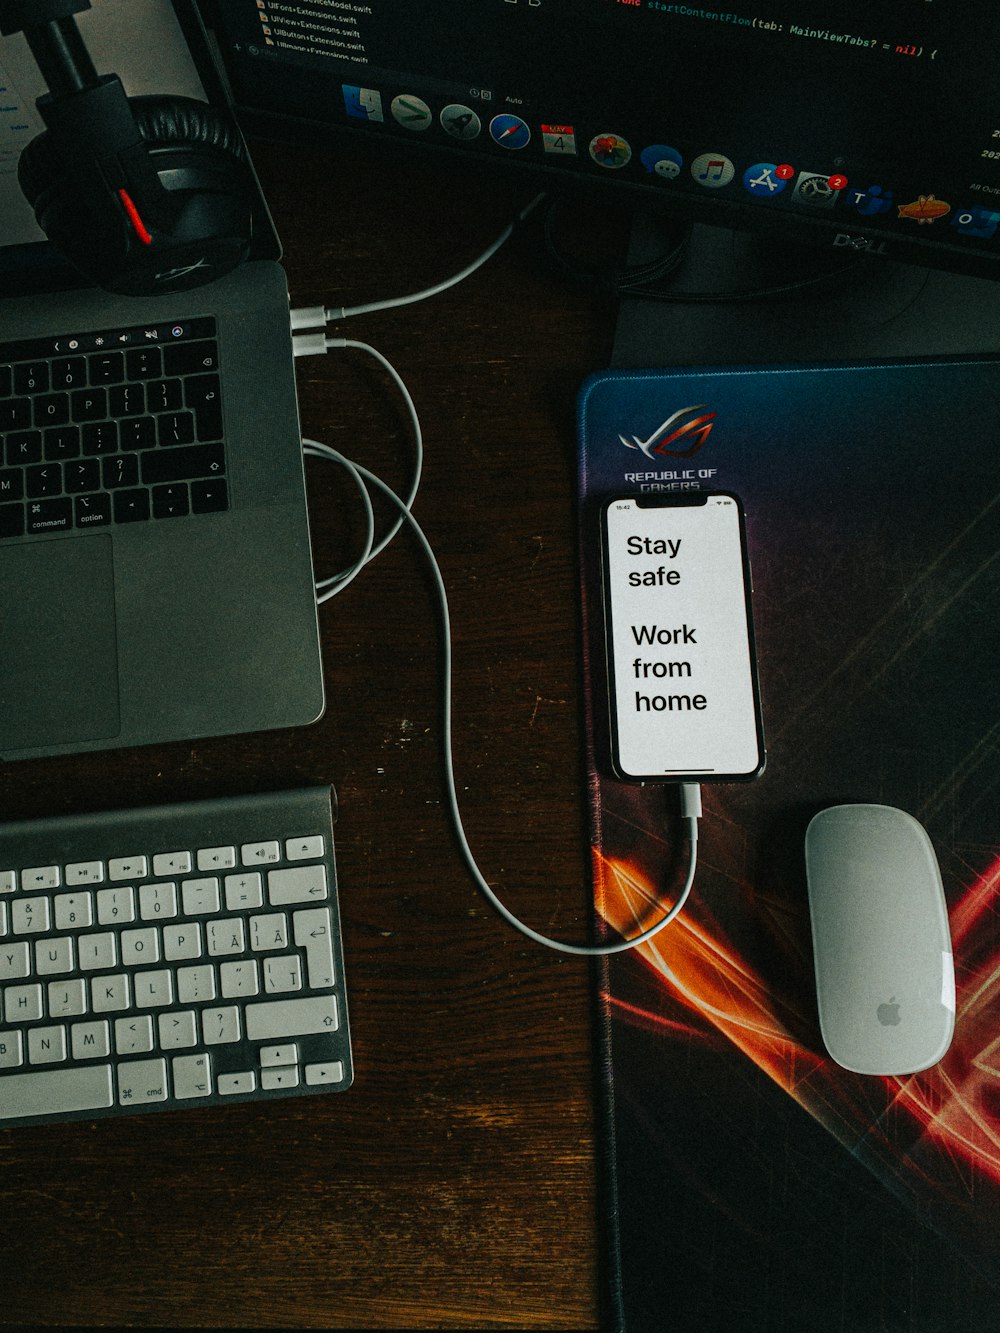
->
[0,536,120,752]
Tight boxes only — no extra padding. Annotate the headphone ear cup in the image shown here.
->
[17,94,256,294]
[128,94,249,166]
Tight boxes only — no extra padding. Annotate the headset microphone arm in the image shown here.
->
[0,0,96,95]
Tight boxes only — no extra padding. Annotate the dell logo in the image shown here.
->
[833,233,890,255]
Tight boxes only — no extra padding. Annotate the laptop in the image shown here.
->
[0,0,325,762]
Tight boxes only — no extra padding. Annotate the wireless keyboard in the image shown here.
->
[0,786,352,1127]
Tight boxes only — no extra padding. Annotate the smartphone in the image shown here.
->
[601,493,765,782]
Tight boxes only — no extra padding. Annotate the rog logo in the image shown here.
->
[619,404,717,459]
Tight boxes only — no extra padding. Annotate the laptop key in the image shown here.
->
[26,497,72,533]
[141,442,224,485]
[113,489,151,523]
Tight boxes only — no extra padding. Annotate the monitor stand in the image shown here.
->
[612,212,1000,368]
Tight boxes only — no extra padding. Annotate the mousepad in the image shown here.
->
[577,357,1000,1332]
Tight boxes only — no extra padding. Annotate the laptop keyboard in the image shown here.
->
[0,786,352,1126]
[0,316,228,540]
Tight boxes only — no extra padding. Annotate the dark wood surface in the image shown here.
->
[0,136,625,1328]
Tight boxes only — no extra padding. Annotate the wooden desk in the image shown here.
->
[0,137,621,1328]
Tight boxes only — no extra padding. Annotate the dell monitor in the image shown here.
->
[209,0,1000,283]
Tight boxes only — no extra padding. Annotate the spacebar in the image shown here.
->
[0,1065,114,1120]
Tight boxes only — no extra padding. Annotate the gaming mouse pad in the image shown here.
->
[577,354,1000,1332]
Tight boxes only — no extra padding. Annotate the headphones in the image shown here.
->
[3,0,256,295]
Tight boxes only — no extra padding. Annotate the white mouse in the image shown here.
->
[804,804,955,1076]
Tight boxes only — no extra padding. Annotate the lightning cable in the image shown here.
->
[305,435,701,957]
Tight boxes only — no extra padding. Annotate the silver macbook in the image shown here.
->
[0,0,325,761]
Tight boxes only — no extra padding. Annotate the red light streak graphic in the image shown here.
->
[596,850,1000,1188]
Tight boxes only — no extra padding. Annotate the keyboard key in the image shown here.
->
[81,420,118,455]
[33,393,69,427]
[27,498,72,533]
[71,387,107,421]
[91,973,130,1013]
[48,979,88,1018]
[71,1020,110,1060]
[242,841,280,866]
[44,425,80,460]
[202,1005,241,1045]
[78,932,117,971]
[191,477,228,514]
[65,460,101,493]
[152,852,192,877]
[177,964,215,1002]
[115,1015,154,1055]
[119,415,156,450]
[218,1071,255,1095]
[97,886,135,925]
[22,865,60,891]
[224,872,263,910]
[294,907,336,988]
[35,935,74,975]
[182,877,221,915]
[0,1064,114,1119]
[0,943,31,981]
[7,429,42,464]
[140,442,224,485]
[173,1052,211,1099]
[245,994,340,1041]
[74,493,111,528]
[13,362,48,394]
[157,410,195,447]
[138,882,178,920]
[51,356,86,389]
[0,397,31,430]
[113,488,151,524]
[163,340,219,375]
[89,352,124,385]
[54,892,94,929]
[305,1061,345,1086]
[103,454,140,489]
[147,378,183,413]
[287,836,325,861]
[219,959,259,998]
[263,954,302,994]
[117,1057,167,1105]
[159,1011,198,1050]
[186,373,223,440]
[197,846,236,872]
[125,346,161,378]
[5,983,43,1021]
[26,463,62,498]
[152,483,189,519]
[261,1065,298,1091]
[12,897,50,934]
[268,865,328,905]
[133,969,172,1008]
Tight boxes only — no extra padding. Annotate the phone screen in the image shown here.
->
[601,493,764,782]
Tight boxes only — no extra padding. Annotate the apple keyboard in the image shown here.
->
[0,786,352,1126]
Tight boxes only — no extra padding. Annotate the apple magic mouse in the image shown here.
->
[804,804,955,1076]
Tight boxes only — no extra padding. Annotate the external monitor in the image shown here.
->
[205,0,1000,282]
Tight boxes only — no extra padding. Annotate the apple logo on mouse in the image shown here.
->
[877,997,901,1027]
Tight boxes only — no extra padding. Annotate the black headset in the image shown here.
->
[2,0,256,295]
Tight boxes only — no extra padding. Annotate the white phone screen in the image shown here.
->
[602,494,764,781]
